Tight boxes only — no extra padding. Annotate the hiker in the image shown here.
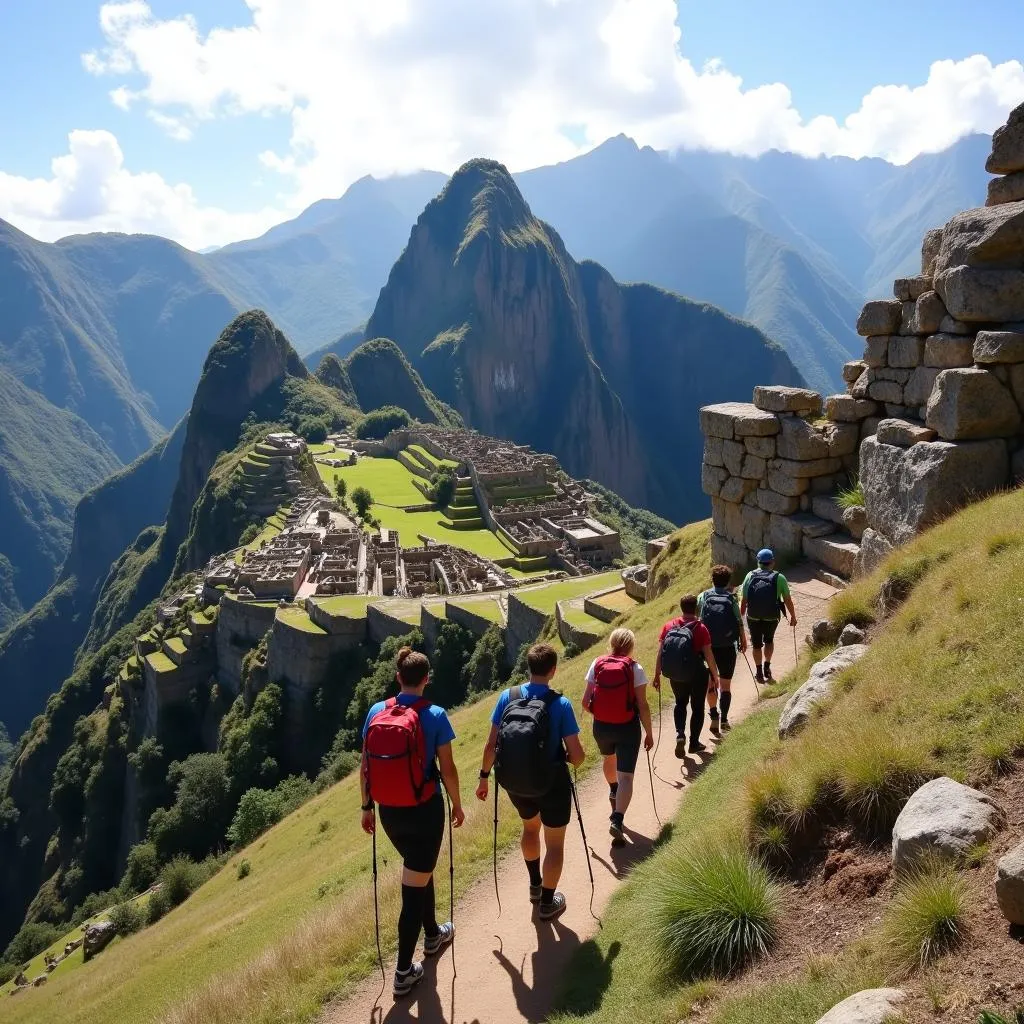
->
[740,548,798,683]
[360,647,465,998]
[476,642,585,921]
[581,627,654,847]
[652,594,721,757]
[697,565,747,734]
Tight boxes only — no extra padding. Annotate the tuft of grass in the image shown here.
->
[835,478,865,511]
[986,533,1021,557]
[751,824,791,867]
[236,860,251,880]
[827,587,876,629]
[650,845,783,979]
[881,862,969,974]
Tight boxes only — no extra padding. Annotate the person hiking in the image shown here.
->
[476,643,585,921]
[360,647,465,999]
[581,627,654,847]
[652,594,721,758]
[740,548,798,683]
[697,565,747,734]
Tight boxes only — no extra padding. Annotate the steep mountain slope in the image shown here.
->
[366,159,801,520]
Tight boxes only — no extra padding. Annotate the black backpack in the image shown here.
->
[746,570,780,620]
[660,621,702,683]
[494,686,561,799]
[701,590,739,647]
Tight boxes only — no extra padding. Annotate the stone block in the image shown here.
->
[893,275,933,301]
[756,489,799,515]
[850,367,873,399]
[925,367,1022,439]
[699,403,737,439]
[860,435,1010,545]
[776,416,831,460]
[987,171,1024,206]
[720,475,757,503]
[842,504,867,540]
[923,333,975,368]
[790,513,837,538]
[922,228,943,277]
[722,439,745,475]
[900,290,946,336]
[856,299,902,337]
[701,463,728,497]
[888,334,924,367]
[875,418,937,447]
[804,534,859,578]
[904,366,940,408]
[973,330,1024,364]
[767,514,804,558]
[938,314,973,335]
[828,422,861,457]
[741,504,768,551]
[884,403,914,418]
[744,435,776,458]
[860,416,881,440]
[752,385,822,414]
[842,360,867,384]
[986,100,1024,174]
[810,473,839,494]
[995,840,1024,926]
[711,532,751,571]
[867,379,903,404]
[743,489,759,507]
[815,989,906,1024]
[771,456,843,479]
[937,266,1024,323]
[767,467,810,496]
[1013,446,1024,484]
[934,199,1024,279]
[876,367,912,384]
[703,435,725,467]
[711,498,745,545]
[863,335,889,368]
[855,527,893,576]
[739,454,767,480]
[812,495,845,526]
[825,394,878,422]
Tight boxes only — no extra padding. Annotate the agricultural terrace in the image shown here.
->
[516,570,622,614]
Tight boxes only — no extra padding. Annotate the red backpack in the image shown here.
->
[363,698,437,807]
[588,655,636,724]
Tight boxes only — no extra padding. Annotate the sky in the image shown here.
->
[1,0,1022,251]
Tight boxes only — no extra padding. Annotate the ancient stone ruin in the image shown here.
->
[701,101,1024,581]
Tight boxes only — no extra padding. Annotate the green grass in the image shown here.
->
[310,595,374,618]
[447,597,504,623]
[307,443,336,455]
[369,504,519,563]
[561,605,607,632]
[276,606,327,634]
[589,588,639,615]
[315,455,424,506]
[405,444,458,472]
[163,637,186,656]
[518,571,622,613]
[145,651,176,674]
[835,477,865,510]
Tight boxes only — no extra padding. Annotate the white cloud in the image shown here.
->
[0,129,282,248]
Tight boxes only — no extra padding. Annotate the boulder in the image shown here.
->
[808,618,841,647]
[857,300,902,337]
[860,435,1010,545]
[804,534,860,579]
[700,402,782,440]
[855,527,893,576]
[987,171,1024,206]
[973,330,1024,364]
[925,367,1022,439]
[841,504,867,540]
[933,201,1024,279]
[83,920,117,962]
[937,266,1024,323]
[986,101,1024,174]
[778,644,869,738]
[923,333,975,368]
[756,489,799,515]
[839,623,865,646]
[842,360,867,384]
[922,228,943,277]
[900,291,946,337]
[815,989,906,1024]
[825,394,878,422]
[864,335,889,368]
[888,334,924,367]
[904,366,940,408]
[894,276,933,302]
[752,385,822,415]
[875,418,937,447]
[937,313,973,335]
[850,367,874,399]
[892,777,1005,872]
[995,840,1024,926]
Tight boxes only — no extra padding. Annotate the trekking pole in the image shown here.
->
[492,781,502,918]
[371,827,386,1007]
[570,767,600,925]
[645,747,662,829]
[741,648,761,698]
[653,682,663,760]
[443,786,457,978]
[791,620,799,664]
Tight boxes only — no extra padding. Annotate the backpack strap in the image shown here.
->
[540,688,560,706]
[384,696,398,710]
[510,685,523,703]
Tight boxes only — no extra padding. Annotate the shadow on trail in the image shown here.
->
[493,918,583,1023]
[588,823,659,880]
[554,939,621,1016]
[373,949,471,1024]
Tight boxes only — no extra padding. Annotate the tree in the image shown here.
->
[227,788,282,848]
[351,486,373,519]
[299,417,329,443]
[121,842,159,894]
[147,752,233,861]
[334,477,347,502]
[428,469,456,509]
[353,405,411,440]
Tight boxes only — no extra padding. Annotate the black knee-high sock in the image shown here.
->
[422,879,439,937]
[720,691,733,718]
[398,884,427,972]
[525,857,542,887]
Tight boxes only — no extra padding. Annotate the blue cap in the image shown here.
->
[757,548,774,564]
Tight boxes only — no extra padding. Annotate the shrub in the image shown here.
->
[882,862,968,973]
[0,960,17,985]
[351,486,374,518]
[108,900,145,936]
[237,859,251,880]
[835,734,931,834]
[159,856,204,908]
[428,469,457,508]
[146,887,170,925]
[353,405,411,440]
[299,418,329,444]
[2,921,64,966]
[121,842,159,894]
[835,477,865,510]
[227,787,283,848]
[651,845,783,978]
[316,748,360,791]
[334,478,347,501]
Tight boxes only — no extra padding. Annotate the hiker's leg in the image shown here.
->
[602,753,617,787]
[398,868,432,972]
[749,621,764,670]
[421,877,439,938]
[521,813,542,863]
[706,678,718,711]
[614,771,634,815]
[614,719,641,816]
[688,676,706,745]
[541,825,567,889]
[669,680,686,736]
[720,676,733,720]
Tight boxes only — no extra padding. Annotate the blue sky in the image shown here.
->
[0,0,1021,248]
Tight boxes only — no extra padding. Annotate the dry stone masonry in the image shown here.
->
[701,101,1024,580]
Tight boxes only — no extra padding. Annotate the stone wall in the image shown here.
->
[214,596,278,695]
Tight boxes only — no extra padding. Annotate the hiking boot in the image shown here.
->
[423,922,455,957]
[709,709,721,737]
[721,715,731,731]
[764,663,773,682]
[393,962,424,998]
[674,735,687,759]
[529,883,542,904]
[538,891,566,921]
[688,740,708,754]
[754,667,764,684]
[609,815,626,847]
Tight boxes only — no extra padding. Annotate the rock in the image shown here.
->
[812,495,845,526]
[719,476,756,503]
[825,394,878,422]
[700,402,781,439]
[804,534,860,579]
[842,360,867,384]
[850,368,873,399]
[973,330,1024,364]
[701,463,728,497]
[867,379,903,404]
[857,300,902,337]
[864,336,889,368]
[752,385,822,415]
[755,489,799,515]
[904,366,940,408]
[901,291,946,337]
[790,513,837,538]
[767,467,810,496]
[922,228,944,277]
[778,644,869,738]
[32,976,47,987]
[711,532,751,570]
[739,454,767,480]
[741,504,768,551]
[937,266,1024,323]
[987,171,1024,206]
[704,436,725,467]
[995,840,1024,926]
[923,332,974,368]
[815,988,906,1024]
[839,623,865,645]
[855,527,893,576]
[771,456,843,479]
[83,920,117,962]
[809,618,841,647]
[986,101,1024,174]
[925,368,1022,439]
[875,418,937,447]
[841,504,867,540]
[937,313,973,335]
[767,514,805,559]
[892,777,1005,872]
[744,435,776,458]
[934,201,1024,279]
[860,416,881,440]
[722,439,745,475]
[894,276,933,302]
[776,417,858,461]
[860,435,1010,545]
[888,334,924,367]
[876,367,911,384]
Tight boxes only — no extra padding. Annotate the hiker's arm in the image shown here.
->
[476,724,499,801]
[359,750,374,834]
[564,733,585,768]
[734,598,747,652]
[784,594,797,626]
[636,688,654,750]
[703,644,721,687]
[652,642,663,690]
[436,743,465,827]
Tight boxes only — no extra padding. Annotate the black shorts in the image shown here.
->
[507,764,572,828]
[378,789,445,873]
[748,619,780,650]
[712,645,737,680]
[593,717,642,774]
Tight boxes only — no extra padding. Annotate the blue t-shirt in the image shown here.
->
[363,693,456,781]
[490,682,580,762]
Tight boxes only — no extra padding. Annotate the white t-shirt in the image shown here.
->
[585,658,649,688]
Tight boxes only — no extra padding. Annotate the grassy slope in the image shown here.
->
[551,485,1024,1024]
[3,520,712,1024]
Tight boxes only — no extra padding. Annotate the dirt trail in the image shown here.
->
[321,566,837,1024]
